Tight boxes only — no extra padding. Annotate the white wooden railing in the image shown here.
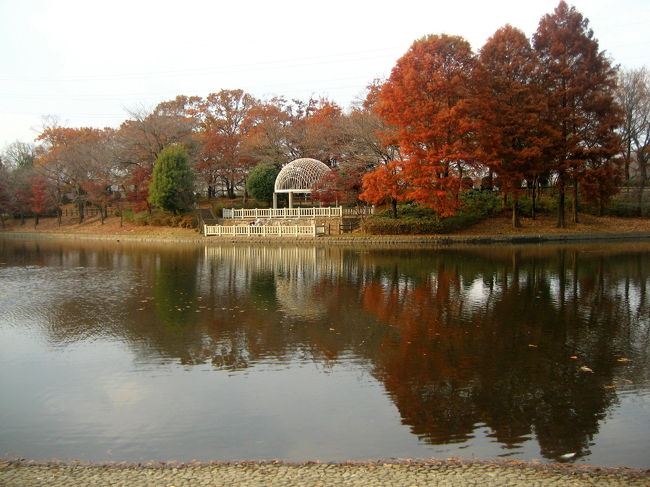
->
[342,206,375,216]
[221,206,374,219]
[204,224,325,237]
[222,207,343,219]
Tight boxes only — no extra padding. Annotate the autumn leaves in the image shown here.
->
[359,1,622,228]
[1,2,627,231]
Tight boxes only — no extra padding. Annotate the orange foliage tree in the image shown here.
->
[36,125,114,222]
[28,175,52,226]
[473,25,549,227]
[193,89,258,199]
[369,34,480,217]
[353,81,405,216]
[533,1,621,226]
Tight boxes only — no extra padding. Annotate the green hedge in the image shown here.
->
[516,194,557,217]
[604,200,650,218]
[362,190,499,235]
[362,214,484,235]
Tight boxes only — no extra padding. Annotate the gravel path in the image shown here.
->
[1,460,648,487]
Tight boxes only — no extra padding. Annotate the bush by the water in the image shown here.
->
[363,190,498,235]
[516,194,557,217]
[603,200,650,218]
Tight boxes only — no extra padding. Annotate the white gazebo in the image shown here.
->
[273,158,331,209]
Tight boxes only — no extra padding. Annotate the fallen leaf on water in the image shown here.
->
[570,356,578,359]
[579,366,594,373]
[559,452,576,460]
[604,385,617,389]
[617,357,631,362]
[528,344,537,348]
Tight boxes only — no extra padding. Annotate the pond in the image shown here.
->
[0,237,649,467]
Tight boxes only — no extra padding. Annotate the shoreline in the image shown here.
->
[3,230,650,247]
[2,457,648,487]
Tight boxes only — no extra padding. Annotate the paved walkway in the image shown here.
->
[1,460,648,487]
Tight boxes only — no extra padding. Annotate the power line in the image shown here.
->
[0,47,405,83]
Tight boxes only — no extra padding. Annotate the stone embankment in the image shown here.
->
[1,459,649,487]
[3,230,650,247]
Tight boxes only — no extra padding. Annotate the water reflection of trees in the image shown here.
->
[4,238,649,462]
[359,246,650,461]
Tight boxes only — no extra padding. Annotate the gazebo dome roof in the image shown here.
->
[274,158,331,193]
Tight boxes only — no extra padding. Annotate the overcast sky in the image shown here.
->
[1,0,648,150]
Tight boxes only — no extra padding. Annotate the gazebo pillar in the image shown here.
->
[288,192,294,208]
[273,192,278,209]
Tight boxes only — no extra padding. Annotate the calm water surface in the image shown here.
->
[0,238,649,467]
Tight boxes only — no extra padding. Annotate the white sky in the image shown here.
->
[1,0,648,150]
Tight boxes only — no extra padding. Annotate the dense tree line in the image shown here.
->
[0,1,648,228]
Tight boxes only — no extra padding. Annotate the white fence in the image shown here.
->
[342,206,375,216]
[221,206,375,219]
[222,207,343,219]
[204,224,325,237]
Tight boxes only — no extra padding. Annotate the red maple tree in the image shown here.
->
[533,1,621,226]
[473,25,549,227]
[374,34,480,216]
[29,175,51,226]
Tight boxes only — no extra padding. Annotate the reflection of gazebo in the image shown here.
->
[273,158,331,208]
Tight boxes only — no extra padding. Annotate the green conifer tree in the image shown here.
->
[246,162,280,204]
[148,144,194,214]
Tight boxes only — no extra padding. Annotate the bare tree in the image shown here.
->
[2,141,36,171]
[617,67,650,214]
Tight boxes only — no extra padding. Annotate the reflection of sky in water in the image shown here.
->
[0,324,423,462]
[465,278,489,308]
[0,240,649,466]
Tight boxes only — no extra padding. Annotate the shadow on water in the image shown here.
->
[0,238,648,464]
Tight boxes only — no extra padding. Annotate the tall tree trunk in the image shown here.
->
[77,200,85,223]
[512,195,521,228]
[597,196,604,217]
[624,138,632,182]
[57,207,62,226]
[531,176,538,220]
[485,169,494,190]
[34,214,39,227]
[637,157,647,216]
[391,197,398,218]
[557,177,566,228]
[572,178,579,224]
